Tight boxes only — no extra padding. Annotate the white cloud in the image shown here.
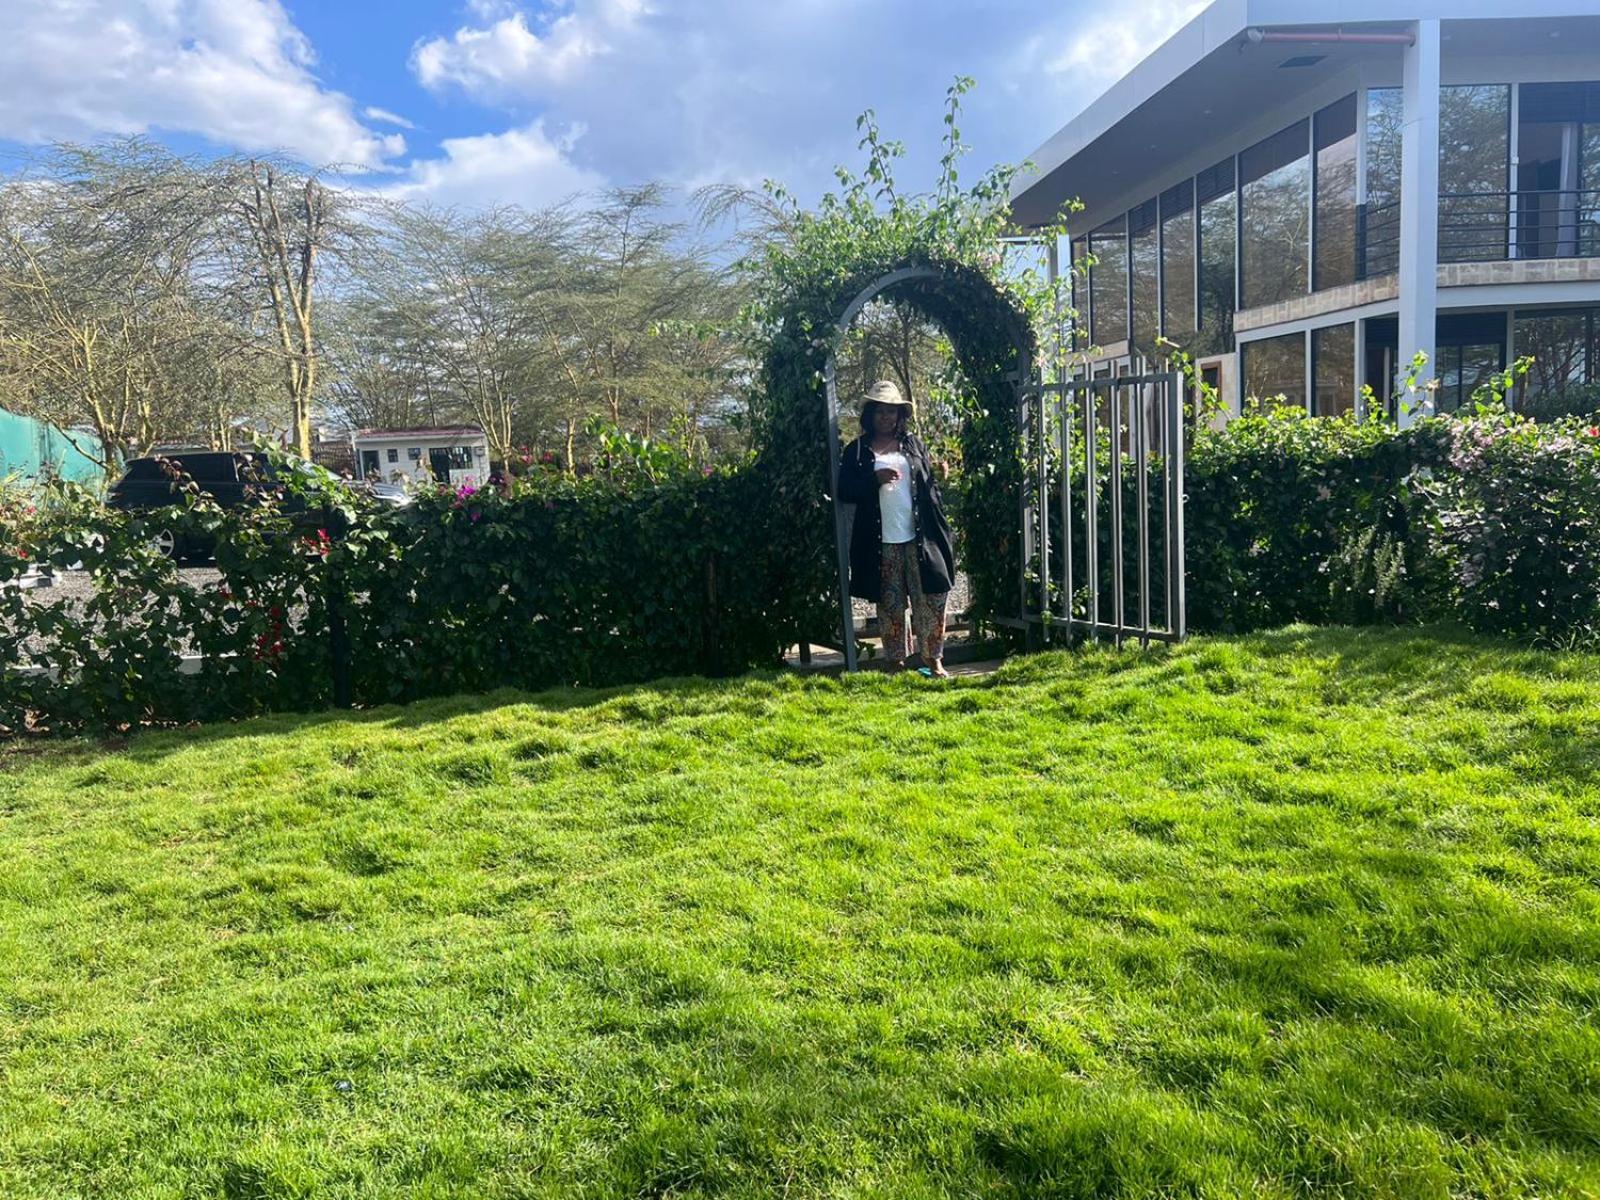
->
[0,0,403,168]
[411,2,648,99]
[1041,0,1209,88]
[400,0,1207,207]
[380,120,603,209]
[363,106,418,131]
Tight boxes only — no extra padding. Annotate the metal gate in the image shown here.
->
[1018,370,1186,646]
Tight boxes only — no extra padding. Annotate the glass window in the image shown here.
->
[1196,158,1236,355]
[1089,217,1128,346]
[1312,324,1356,416]
[1517,82,1600,259]
[1515,310,1591,403]
[1240,120,1311,309]
[1440,85,1510,262]
[1435,344,1505,413]
[1129,199,1159,354]
[1435,314,1507,412]
[1314,95,1358,290]
[1068,237,1085,351]
[1160,181,1196,343]
[1242,332,1307,411]
[1363,88,1403,277]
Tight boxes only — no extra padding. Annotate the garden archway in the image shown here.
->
[813,261,1038,670]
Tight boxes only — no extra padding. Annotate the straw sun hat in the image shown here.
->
[862,380,912,411]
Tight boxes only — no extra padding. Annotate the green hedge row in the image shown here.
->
[6,408,1600,734]
[1185,408,1600,644]
[0,463,831,733]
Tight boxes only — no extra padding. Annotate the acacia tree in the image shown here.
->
[0,142,245,469]
[223,158,365,458]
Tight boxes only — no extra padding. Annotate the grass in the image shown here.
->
[1,625,1598,1199]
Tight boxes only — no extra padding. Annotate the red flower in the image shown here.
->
[1587,426,1599,438]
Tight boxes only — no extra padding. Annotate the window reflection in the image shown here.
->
[1314,95,1358,290]
[1363,88,1403,277]
[1242,332,1307,411]
[1440,85,1509,262]
[1312,324,1356,415]
[1130,200,1159,355]
[1196,158,1236,355]
[1089,218,1128,346]
[1518,83,1600,259]
[1160,181,1196,345]
[1240,120,1310,308]
[1515,310,1591,407]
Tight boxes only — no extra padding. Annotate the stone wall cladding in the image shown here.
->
[1235,276,1399,333]
[1235,258,1600,336]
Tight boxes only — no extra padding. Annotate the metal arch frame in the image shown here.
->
[821,266,1035,672]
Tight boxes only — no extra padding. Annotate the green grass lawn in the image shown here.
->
[2,626,1598,1199]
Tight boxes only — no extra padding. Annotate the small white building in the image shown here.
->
[350,426,490,489]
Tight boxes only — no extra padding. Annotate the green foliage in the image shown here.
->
[3,628,1600,1197]
[1428,412,1600,645]
[1183,404,1600,647]
[737,78,1042,634]
[1,449,365,731]
[1184,410,1453,632]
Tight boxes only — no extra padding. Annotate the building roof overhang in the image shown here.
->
[1010,0,1599,231]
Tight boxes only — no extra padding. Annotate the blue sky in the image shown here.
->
[0,0,1205,209]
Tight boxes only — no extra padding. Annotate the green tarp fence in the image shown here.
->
[0,407,102,482]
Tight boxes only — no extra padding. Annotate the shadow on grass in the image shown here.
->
[11,623,1600,780]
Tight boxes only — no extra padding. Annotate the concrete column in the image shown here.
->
[1396,18,1440,426]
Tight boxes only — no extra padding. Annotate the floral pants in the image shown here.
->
[878,540,948,665]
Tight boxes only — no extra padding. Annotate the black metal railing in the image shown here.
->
[1357,189,1600,277]
[1358,199,1402,278]
[1509,187,1600,261]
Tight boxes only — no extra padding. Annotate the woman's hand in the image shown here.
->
[874,467,901,485]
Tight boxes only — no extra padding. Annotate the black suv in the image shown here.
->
[107,451,401,560]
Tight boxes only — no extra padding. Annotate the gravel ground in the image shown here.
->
[851,570,970,622]
[7,566,221,658]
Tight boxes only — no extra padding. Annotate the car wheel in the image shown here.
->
[151,528,178,560]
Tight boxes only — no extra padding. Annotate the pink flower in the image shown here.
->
[456,484,477,500]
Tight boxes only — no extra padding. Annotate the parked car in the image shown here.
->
[106,451,387,560]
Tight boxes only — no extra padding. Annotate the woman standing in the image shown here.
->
[837,381,956,677]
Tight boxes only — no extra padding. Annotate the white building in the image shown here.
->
[350,426,490,489]
[1011,1,1600,419]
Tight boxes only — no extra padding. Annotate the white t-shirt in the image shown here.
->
[874,450,915,544]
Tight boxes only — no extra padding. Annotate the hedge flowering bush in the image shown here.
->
[1428,414,1600,644]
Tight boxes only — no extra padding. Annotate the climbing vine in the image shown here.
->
[735,78,1052,634]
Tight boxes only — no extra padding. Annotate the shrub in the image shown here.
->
[1184,411,1453,632]
[1428,414,1600,645]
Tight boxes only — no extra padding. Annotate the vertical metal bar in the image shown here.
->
[1136,380,1151,647]
[824,359,857,672]
[1018,372,1031,627]
[1110,381,1125,646]
[1508,83,1520,259]
[1166,371,1187,640]
[1085,381,1099,640]
[1036,384,1050,627]
[1060,384,1074,625]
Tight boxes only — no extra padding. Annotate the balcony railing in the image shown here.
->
[1356,188,1600,279]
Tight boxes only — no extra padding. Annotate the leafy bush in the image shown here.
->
[1182,406,1600,647]
[1428,414,1600,645]
[1184,410,1453,632]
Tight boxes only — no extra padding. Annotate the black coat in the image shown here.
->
[836,433,956,603]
